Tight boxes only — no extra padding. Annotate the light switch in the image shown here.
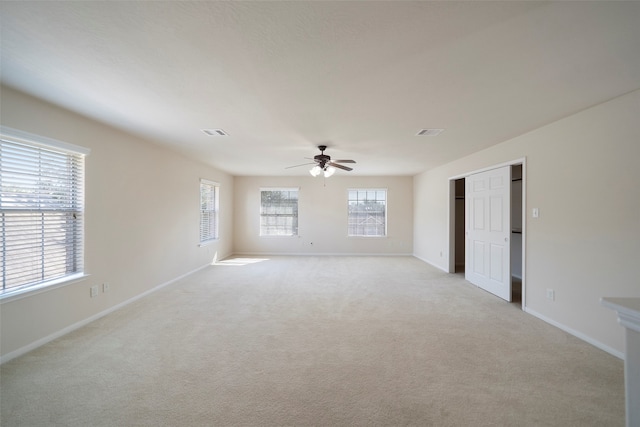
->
[532,208,539,218]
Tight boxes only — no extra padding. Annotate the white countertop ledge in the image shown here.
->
[601,297,640,333]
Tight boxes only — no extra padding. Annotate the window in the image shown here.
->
[200,179,219,243]
[0,128,89,297]
[348,189,387,237]
[260,188,298,236]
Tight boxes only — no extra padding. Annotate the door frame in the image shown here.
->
[447,158,527,308]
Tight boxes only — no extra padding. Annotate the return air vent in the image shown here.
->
[202,129,228,136]
[416,128,444,137]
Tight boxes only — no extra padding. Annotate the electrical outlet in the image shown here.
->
[90,285,99,298]
[546,288,555,301]
[103,283,110,293]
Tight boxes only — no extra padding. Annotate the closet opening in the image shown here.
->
[449,161,525,308]
[453,178,465,273]
[511,164,523,305]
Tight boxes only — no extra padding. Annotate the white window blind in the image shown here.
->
[200,180,219,243]
[1,134,86,295]
[348,189,387,237]
[260,188,298,236]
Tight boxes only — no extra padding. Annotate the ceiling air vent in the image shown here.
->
[202,129,228,136]
[416,128,444,137]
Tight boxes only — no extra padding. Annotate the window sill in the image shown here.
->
[0,273,90,304]
[347,235,388,238]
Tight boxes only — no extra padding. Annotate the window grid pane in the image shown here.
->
[347,188,386,237]
[1,139,85,293]
[260,189,298,236]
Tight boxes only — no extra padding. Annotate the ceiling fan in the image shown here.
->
[286,145,356,177]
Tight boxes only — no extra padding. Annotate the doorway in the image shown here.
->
[449,161,525,308]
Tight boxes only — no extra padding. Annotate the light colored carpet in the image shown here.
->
[0,256,624,426]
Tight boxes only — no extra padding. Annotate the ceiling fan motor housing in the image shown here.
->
[314,146,330,167]
[314,153,330,167]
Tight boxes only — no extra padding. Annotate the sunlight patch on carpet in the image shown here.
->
[214,257,269,266]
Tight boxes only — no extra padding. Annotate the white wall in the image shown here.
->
[0,86,234,361]
[234,176,413,255]
[414,90,640,356]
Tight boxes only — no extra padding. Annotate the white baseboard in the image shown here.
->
[412,254,449,273]
[411,257,623,360]
[524,307,624,360]
[392,256,623,361]
[230,252,414,257]
[0,263,212,365]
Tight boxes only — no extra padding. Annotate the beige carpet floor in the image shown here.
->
[0,256,624,426]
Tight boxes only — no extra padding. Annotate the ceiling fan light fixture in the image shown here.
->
[309,165,322,177]
[323,166,336,177]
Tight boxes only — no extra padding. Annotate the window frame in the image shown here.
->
[259,187,299,237]
[347,188,388,237]
[0,126,90,300]
[199,179,220,245]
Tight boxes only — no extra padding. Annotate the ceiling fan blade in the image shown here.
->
[329,162,353,171]
[333,159,356,164]
[285,162,315,169]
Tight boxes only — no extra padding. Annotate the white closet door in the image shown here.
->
[465,166,511,301]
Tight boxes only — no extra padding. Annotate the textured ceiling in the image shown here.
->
[1,1,639,176]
